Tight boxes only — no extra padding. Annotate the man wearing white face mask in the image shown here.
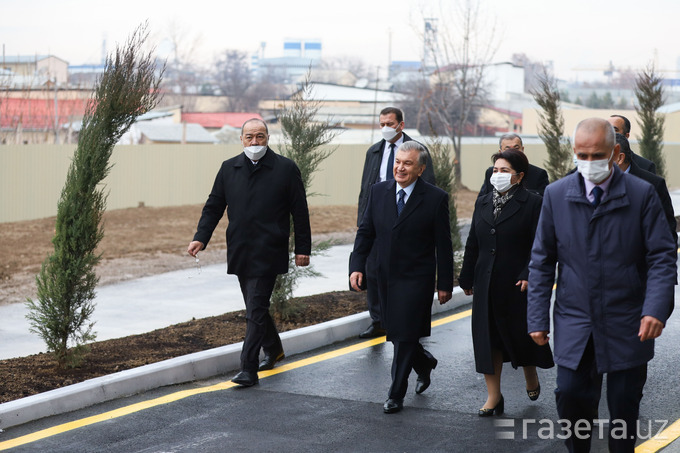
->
[528,118,676,452]
[356,107,435,338]
[188,118,311,387]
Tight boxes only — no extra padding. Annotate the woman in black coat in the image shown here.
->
[458,149,554,417]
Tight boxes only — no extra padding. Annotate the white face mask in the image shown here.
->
[573,154,578,167]
[381,125,399,142]
[244,145,267,161]
[576,150,613,184]
[490,172,515,193]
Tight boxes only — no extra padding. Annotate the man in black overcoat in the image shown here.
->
[356,107,436,339]
[350,141,454,414]
[478,133,549,197]
[614,133,677,246]
[188,118,311,387]
[608,114,657,173]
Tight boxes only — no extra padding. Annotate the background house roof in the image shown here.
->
[0,97,87,130]
[181,112,262,129]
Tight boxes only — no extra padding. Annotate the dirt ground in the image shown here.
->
[0,189,477,403]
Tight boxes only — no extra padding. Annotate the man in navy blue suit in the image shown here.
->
[350,141,454,414]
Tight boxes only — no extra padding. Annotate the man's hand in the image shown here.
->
[530,331,550,346]
[462,288,473,296]
[350,272,364,292]
[438,290,452,305]
[639,315,664,341]
[516,280,528,292]
[295,255,310,267]
[187,241,204,257]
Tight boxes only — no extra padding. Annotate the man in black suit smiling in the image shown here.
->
[350,141,454,414]
[355,107,436,339]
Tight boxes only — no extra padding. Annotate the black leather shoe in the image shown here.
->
[383,398,404,414]
[258,350,285,371]
[478,395,504,417]
[415,357,438,394]
[231,370,259,387]
[359,323,386,339]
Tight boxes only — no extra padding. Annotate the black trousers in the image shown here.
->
[365,246,381,325]
[389,341,435,399]
[555,336,648,453]
[237,276,282,373]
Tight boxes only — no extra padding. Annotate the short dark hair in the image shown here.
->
[241,118,268,135]
[491,149,529,185]
[615,133,632,164]
[610,114,631,135]
[380,107,404,123]
[498,133,523,148]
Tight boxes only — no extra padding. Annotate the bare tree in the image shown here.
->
[396,76,439,134]
[161,21,203,111]
[318,56,370,80]
[635,64,667,178]
[531,69,572,182]
[421,0,499,186]
[214,50,257,112]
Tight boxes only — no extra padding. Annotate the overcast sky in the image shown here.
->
[2,0,678,82]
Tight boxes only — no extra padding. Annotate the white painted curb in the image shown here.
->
[0,288,470,429]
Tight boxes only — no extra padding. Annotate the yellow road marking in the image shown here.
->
[0,310,471,450]
[636,418,680,452]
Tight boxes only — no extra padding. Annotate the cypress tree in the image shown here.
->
[270,71,339,319]
[635,65,666,179]
[26,24,163,368]
[531,71,572,182]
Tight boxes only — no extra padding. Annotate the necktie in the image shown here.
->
[385,143,396,181]
[397,189,406,216]
[591,186,603,207]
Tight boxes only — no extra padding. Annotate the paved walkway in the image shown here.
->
[0,244,355,360]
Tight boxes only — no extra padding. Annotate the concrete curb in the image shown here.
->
[0,289,471,430]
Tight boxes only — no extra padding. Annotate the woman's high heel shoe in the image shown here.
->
[478,395,504,417]
[527,383,541,401]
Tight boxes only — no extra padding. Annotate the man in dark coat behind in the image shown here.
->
[356,107,436,339]
[188,118,311,387]
[528,118,676,452]
[478,133,550,197]
[608,114,657,174]
[350,141,454,414]
[614,133,677,246]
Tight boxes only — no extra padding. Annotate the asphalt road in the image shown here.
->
[3,271,680,453]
